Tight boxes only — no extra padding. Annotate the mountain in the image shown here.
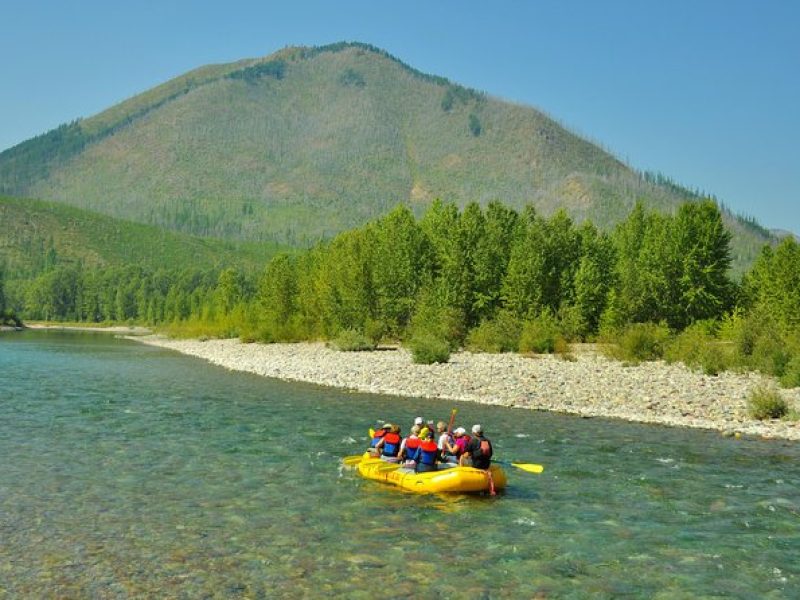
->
[0,42,772,268]
[0,196,283,278]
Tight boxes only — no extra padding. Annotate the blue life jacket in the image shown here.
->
[418,440,439,466]
[382,432,401,457]
[404,437,421,462]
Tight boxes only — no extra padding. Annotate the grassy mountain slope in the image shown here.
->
[0,196,281,277]
[0,42,772,268]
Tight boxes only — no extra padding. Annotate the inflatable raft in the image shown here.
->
[356,453,507,494]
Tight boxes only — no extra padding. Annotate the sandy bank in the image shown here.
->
[133,336,800,441]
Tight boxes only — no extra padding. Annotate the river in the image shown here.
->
[1,331,798,598]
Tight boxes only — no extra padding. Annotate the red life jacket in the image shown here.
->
[404,437,421,461]
[370,429,387,448]
[418,440,439,466]
[382,432,401,457]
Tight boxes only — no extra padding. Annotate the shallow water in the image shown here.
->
[1,331,798,598]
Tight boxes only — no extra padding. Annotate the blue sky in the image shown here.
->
[2,0,798,234]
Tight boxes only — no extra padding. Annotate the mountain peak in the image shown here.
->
[0,41,770,269]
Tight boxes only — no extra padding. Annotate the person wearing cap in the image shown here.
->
[415,430,440,473]
[444,427,468,463]
[460,424,493,469]
[368,423,392,454]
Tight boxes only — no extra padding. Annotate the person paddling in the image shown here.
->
[443,427,467,463]
[460,424,493,470]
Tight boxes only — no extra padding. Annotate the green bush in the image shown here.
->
[562,305,589,342]
[665,323,731,375]
[519,311,561,354]
[408,292,466,350]
[747,385,789,420]
[466,311,521,353]
[779,349,800,388]
[331,328,376,352]
[606,322,671,364]
[408,334,451,364]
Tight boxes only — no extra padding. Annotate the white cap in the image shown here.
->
[414,416,424,426]
[454,427,466,436]
[471,424,483,434]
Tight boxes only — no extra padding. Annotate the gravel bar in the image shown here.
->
[134,336,800,441]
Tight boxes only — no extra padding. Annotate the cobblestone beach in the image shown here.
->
[135,336,800,441]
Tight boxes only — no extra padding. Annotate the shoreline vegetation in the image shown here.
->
[131,335,800,442]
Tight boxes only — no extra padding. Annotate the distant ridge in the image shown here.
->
[0,196,282,278]
[0,42,773,269]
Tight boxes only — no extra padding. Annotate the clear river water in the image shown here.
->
[1,330,799,598]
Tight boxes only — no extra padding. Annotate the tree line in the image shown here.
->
[4,199,799,372]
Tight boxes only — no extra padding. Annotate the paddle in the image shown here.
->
[446,408,457,437]
[343,454,364,466]
[494,459,544,474]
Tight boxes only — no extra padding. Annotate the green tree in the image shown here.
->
[573,223,616,336]
[673,200,733,327]
[612,202,677,325]
[257,254,299,336]
[502,208,581,318]
[502,207,547,317]
[372,206,432,336]
[316,228,377,335]
[472,201,520,323]
[745,237,800,332]
[216,268,246,315]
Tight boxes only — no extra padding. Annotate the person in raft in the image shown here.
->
[436,421,451,457]
[413,416,429,439]
[460,424,493,470]
[398,425,422,466]
[374,424,403,461]
[415,430,440,473]
[443,427,468,463]
[368,423,392,454]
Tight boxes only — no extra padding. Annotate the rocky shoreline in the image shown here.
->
[132,336,800,441]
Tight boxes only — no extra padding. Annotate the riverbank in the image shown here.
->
[133,336,800,441]
[25,323,152,335]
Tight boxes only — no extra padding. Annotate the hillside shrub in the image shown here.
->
[605,322,671,364]
[331,328,376,352]
[519,311,562,354]
[466,311,521,353]
[408,334,451,364]
[747,385,788,420]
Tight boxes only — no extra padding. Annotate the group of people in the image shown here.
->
[368,416,493,473]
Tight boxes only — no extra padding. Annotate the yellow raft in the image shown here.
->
[356,453,507,494]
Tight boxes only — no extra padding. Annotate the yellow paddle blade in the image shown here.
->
[511,462,544,474]
[343,455,364,466]
[369,428,375,438]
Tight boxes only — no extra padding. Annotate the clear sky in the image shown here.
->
[2,0,798,234]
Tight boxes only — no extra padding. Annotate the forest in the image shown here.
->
[4,199,799,388]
